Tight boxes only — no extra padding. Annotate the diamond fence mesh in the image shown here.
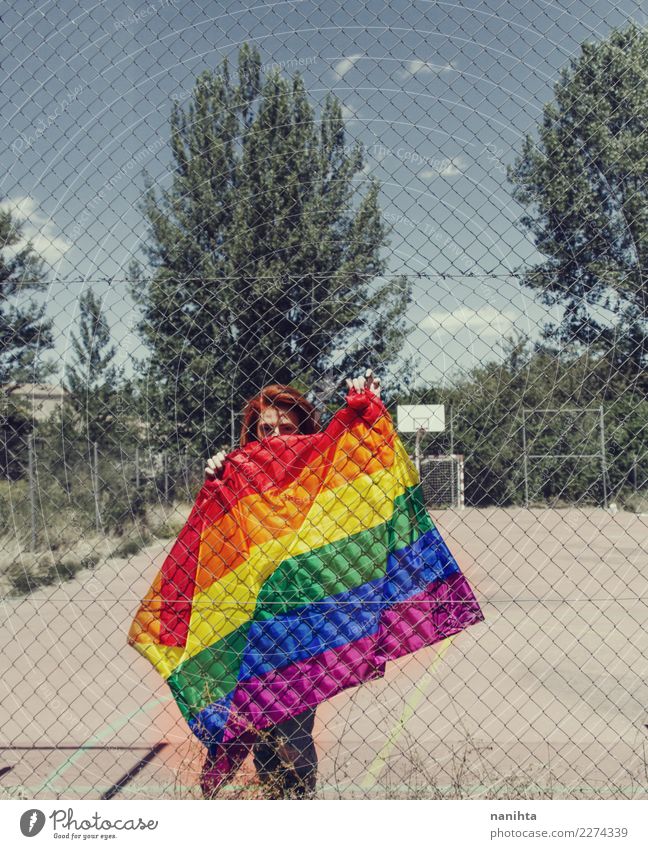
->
[2,0,648,800]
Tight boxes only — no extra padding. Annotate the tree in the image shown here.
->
[0,393,33,480]
[133,44,413,450]
[0,204,54,387]
[63,289,123,443]
[508,23,648,374]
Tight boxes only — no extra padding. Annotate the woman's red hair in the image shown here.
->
[239,384,321,447]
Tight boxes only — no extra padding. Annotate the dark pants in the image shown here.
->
[200,707,318,799]
[252,707,318,798]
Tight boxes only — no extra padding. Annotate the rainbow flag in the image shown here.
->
[128,389,484,747]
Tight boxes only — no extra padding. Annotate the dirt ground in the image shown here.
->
[1,506,647,799]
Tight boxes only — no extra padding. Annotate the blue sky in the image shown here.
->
[3,0,646,387]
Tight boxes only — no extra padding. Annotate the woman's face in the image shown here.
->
[255,405,301,441]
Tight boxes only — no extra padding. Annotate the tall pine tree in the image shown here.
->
[0,204,54,479]
[0,204,53,387]
[64,289,122,443]
[133,45,412,449]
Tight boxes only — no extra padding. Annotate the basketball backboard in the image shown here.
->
[397,404,445,433]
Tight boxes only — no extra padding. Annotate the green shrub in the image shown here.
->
[111,536,151,559]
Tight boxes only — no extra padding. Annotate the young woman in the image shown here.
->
[201,369,381,799]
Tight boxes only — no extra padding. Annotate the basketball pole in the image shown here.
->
[415,426,426,476]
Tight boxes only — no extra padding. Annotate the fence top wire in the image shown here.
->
[24,272,530,283]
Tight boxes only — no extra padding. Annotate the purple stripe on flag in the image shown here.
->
[222,571,483,742]
[222,635,384,741]
[379,571,484,661]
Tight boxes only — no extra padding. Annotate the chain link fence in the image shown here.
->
[2,0,648,800]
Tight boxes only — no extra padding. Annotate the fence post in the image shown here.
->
[521,409,529,508]
[28,432,36,552]
[163,451,169,503]
[92,441,103,533]
[457,454,465,510]
[599,405,608,509]
[183,450,189,496]
[135,446,140,489]
[449,404,454,456]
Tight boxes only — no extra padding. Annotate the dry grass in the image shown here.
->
[0,499,194,598]
[621,492,648,514]
[145,500,193,539]
[163,721,648,801]
[144,735,648,801]
[0,532,112,596]
[0,785,30,800]
[3,732,643,800]
[321,731,648,800]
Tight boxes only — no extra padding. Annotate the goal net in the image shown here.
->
[419,454,465,509]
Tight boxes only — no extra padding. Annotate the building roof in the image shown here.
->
[3,382,68,399]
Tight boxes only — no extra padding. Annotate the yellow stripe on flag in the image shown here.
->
[183,440,417,665]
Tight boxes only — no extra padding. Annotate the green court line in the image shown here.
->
[34,695,172,795]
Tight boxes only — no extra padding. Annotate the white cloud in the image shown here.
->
[419,306,520,337]
[340,102,361,123]
[399,58,455,79]
[2,196,71,267]
[333,54,362,79]
[420,156,466,179]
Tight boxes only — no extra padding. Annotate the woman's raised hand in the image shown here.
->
[345,367,381,398]
[205,449,228,479]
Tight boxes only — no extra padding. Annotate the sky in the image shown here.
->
[3,0,647,388]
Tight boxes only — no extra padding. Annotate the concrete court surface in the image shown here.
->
[1,506,647,799]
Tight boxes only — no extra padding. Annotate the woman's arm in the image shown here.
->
[321,367,388,446]
[344,367,385,421]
